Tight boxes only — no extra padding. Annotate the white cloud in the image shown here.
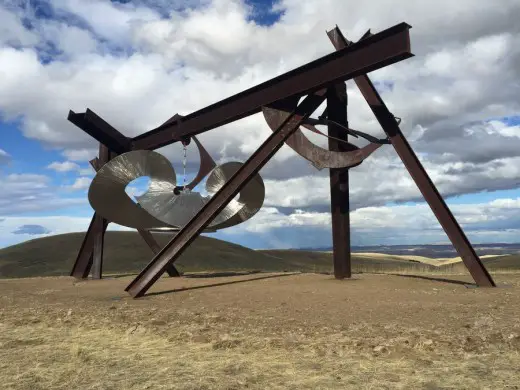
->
[62,148,97,162]
[47,161,80,172]
[1,0,520,248]
[66,176,92,190]
[0,173,86,215]
[219,195,520,247]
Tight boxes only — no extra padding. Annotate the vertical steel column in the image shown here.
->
[327,84,352,279]
[327,27,495,287]
[90,144,110,279]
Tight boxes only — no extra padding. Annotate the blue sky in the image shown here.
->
[2,0,520,250]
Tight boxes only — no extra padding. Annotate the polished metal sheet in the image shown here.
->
[136,161,264,229]
[88,150,176,230]
[89,150,265,231]
[205,162,265,230]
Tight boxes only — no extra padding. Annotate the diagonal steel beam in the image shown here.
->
[125,91,328,298]
[130,22,413,151]
[138,230,181,277]
[327,27,495,287]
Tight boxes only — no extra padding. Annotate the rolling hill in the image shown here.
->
[0,231,519,279]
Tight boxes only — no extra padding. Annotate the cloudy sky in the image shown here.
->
[1,0,520,250]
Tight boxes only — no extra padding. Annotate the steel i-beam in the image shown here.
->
[327,27,495,287]
[129,22,413,151]
[327,83,352,279]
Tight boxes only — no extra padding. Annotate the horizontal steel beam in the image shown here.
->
[131,22,413,151]
[68,109,131,155]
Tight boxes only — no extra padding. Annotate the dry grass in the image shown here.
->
[1,272,520,389]
[351,252,510,266]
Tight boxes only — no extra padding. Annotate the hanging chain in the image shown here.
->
[182,142,187,192]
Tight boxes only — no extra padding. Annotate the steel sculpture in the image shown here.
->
[68,22,496,297]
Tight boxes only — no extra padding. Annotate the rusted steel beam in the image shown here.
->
[327,83,352,279]
[70,212,107,278]
[71,111,185,279]
[68,109,131,155]
[137,230,181,277]
[131,22,413,151]
[125,91,328,297]
[90,144,111,279]
[90,217,108,279]
[327,27,496,287]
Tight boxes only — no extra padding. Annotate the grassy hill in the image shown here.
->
[0,232,519,278]
[0,232,301,278]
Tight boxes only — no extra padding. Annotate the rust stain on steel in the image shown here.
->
[68,109,131,155]
[71,144,111,279]
[91,143,111,279]
[70,212,108,279]
[262,97,382,169]
[327,83,352,279]
[131,23,413,151]
[327,27,495,288]
[125,91,328,298]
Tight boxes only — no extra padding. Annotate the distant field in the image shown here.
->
[1,232,519,279]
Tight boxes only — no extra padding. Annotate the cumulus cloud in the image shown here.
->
[0,0,518,207]
[47,160,80,172]
[0,173,86,215]
[217,196,520,248]
[1,0,520,247]
[66,176,92,190]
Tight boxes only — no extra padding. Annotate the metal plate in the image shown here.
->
[262,97,382,170]
[88,150,175,230]
[89,150,265,231]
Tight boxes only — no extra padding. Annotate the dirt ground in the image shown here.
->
[1,272,519,389]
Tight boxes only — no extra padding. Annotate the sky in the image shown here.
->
[1,0,520,250]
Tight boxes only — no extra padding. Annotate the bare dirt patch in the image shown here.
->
[1,272,519,389]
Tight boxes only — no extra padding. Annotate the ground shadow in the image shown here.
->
[145,272,300,297]
[385,273,476,287]
[105,270,264,280]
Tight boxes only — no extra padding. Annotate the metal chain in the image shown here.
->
[182,143,187,191]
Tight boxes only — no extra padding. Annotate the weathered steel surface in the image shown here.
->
[327,27,495,287]
[131,23,413,150]
[68,109,131,155]
[186,136,217,190]
[70,212,108,278]
[138,230,181,277]
[91,143,111,279]
[327,83,352,279]
[71,144,111,279]
[262,97,382,169]
[125,91,328,298]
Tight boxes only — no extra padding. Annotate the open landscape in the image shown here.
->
[1,233,519,389]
